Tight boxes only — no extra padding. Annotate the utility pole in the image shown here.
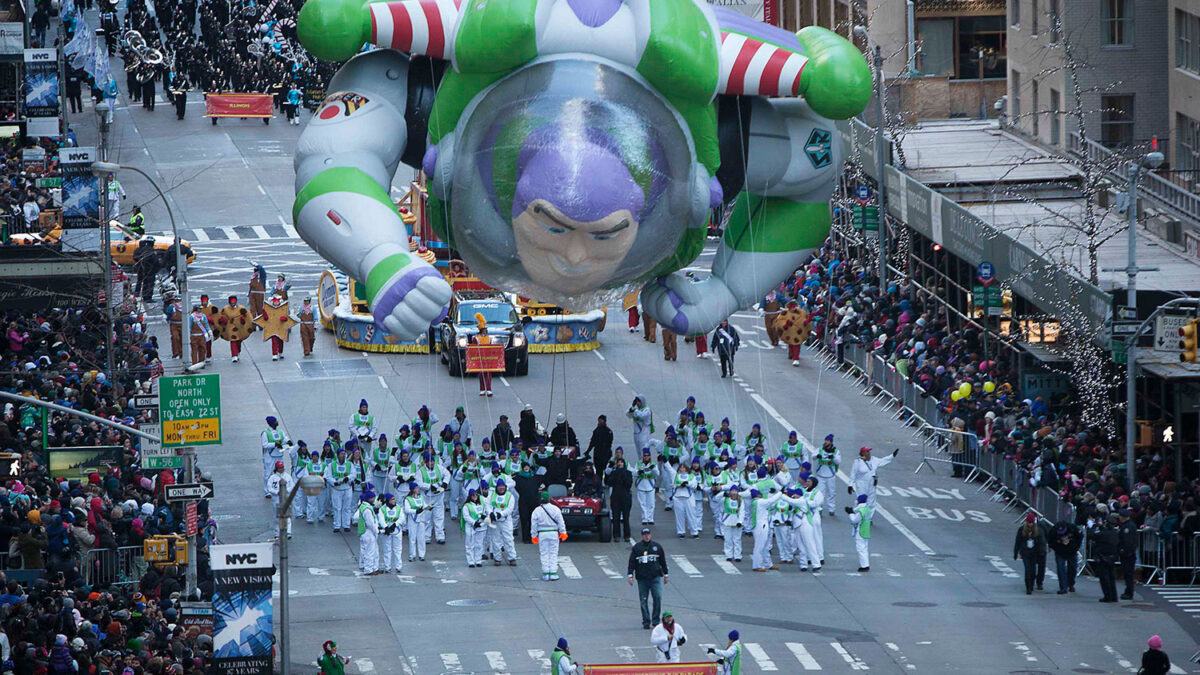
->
[1114,145,1164,491]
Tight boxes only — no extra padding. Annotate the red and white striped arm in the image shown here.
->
[718,31,808,97]
[368,0,461,60]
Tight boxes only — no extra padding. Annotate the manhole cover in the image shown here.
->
[1074,669,1106,673]
[929,553,957,560]
[961,601,1006,608]
[446,599,496,607]
[1010,671,1052,675]
[1124,603,1157,610]
[892,601,936,607]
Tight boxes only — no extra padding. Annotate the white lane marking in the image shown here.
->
[786,642,821,670]
[986,555,1020,578]
[747,392,936,555]
[440,653,462,672]
[191,229,210,242]
[918,560,945,577]
[399,656,416,675]
[307,567,330,575]
[615,646,636,661]
[484,651,509,674]
[830,643,868,670]
[593,350,605,361]
[558,555,582,579]
[257,185,267,195]
[500,377,511,387]
[1103,645,1134,672]
[143,147,150,155]
[711,554,741,575]
[431,559,458,584]
[594,555,622,579]
[885,643,915,670]
[745,642,778,671]
[670,555,703,578]
[378,375,389,389]
[528,649,550,675]
[353,658,375,673]
[252,225,270,239]
[614,371,630,385]
[885,568,901,577]
[1010,642,1038,662]
[226,228,242,240]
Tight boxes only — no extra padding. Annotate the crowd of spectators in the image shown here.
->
[0,284,214,673]
[777,238,1195,547]
[0,136,64,240]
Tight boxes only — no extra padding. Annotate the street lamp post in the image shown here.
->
[277,475,324,675]
[89,161,190,370]
[854,26,889,290]
[1122,147,1164,491]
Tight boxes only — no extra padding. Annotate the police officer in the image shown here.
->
[627,528,668,629]
[1091,513,1121,602]
[1118,508,1140,600]
[128,206,145,236]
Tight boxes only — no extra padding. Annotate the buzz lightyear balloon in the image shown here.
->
[293,0,871,338]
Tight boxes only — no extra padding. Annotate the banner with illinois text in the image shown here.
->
[585,664,717,675]
[204,92,274,118]
[212,543,275,675]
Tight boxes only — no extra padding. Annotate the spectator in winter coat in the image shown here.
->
[1048,520,1081,594]
[1013,514,1047,595]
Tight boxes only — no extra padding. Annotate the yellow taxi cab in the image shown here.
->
[9,219,196,266]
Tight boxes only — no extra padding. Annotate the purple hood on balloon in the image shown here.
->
[512,125,646,224]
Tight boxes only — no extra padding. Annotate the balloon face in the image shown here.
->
[450,57,703,309]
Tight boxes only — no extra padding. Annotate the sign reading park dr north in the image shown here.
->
[159,374,222,447]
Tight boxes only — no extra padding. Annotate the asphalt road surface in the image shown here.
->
[80,81,1200,675]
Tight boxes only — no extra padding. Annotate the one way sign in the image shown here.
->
[165,481,215,502]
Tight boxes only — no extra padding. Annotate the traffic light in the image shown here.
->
[1180,318,1200,363]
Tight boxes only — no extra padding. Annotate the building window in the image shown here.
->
[1049,0,1060,43]
[1031,80,1039,136]
[1101,0,1132,46]
[1100,94,1134,148]
[1032,0,1039,35]
[1011,0,1020,26]
[1177,10,1200,73]
[1050,89,1060,145]
[1177,113,1200,186]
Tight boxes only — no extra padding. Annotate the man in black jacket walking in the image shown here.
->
[490,415,514,453]
[587,415,614,474]
[628,528,669,629]
[1049,520,1081,594]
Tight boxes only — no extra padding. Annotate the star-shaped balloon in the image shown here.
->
[254,297,298,342]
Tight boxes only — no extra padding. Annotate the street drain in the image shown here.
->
[961,601,1006,608]
[892,601,936,607]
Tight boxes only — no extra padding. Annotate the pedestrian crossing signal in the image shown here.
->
[1179,318,1199,363]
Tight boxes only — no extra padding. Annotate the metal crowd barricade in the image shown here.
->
[82,546,145,588]
[1157,531,1200,586]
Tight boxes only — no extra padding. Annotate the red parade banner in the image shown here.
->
[465,344,506,373]
[584,664,717,675]
[204,93,274,118]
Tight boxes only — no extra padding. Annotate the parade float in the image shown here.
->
[315,179,606,354]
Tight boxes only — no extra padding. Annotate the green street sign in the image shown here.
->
[1111,340,1128,365]
[972,285,1003,311]
[159,374,222,448]
[852,205,880,232]
[36,177,61,188]
[145,455,184,469]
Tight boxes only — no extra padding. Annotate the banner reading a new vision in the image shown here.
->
[23,48,60,118]
[212,543,275,675]
[59,146,102,252]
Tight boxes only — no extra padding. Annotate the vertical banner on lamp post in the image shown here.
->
[60,147,102,252]
[23,48,59,118]
[211,543,275,675]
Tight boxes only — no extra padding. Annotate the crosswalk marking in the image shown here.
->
[594,555,623,579]
[1010,642,1037,662]
[745,642,778,671]
[558,556,582,579]
[986,555,1020,578]
[399,656,416,675]
[884,643,915,671]
[615,646,636,661]
[830,643,868,670]
[672,555,703,578]
[484,651,509,674]
[190,228,210,242]
[1104,645,1133,672]
[440,653,462,672]
[786,642,821,670]
[252,225,270,239]
[352,658,374,673]
[711,554,742,575]
[527,649,550,675]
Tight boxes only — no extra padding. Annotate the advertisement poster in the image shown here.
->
[59,146,100,232]
[212,543,275,675]
[23,48,60,118]
[47,445,122,480]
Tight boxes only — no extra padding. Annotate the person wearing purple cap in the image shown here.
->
[261,416,290,499]
[781,430,804,474]
[402,481,428,562]
[487,479,517,566]
[324,445,357,533]
[349,399,377,454]
[417,451,450,545]
[461,489,488,567]
[811,434,840,517]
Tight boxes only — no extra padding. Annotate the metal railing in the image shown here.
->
[1068,131,1200,226]
[81,546,145,588]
